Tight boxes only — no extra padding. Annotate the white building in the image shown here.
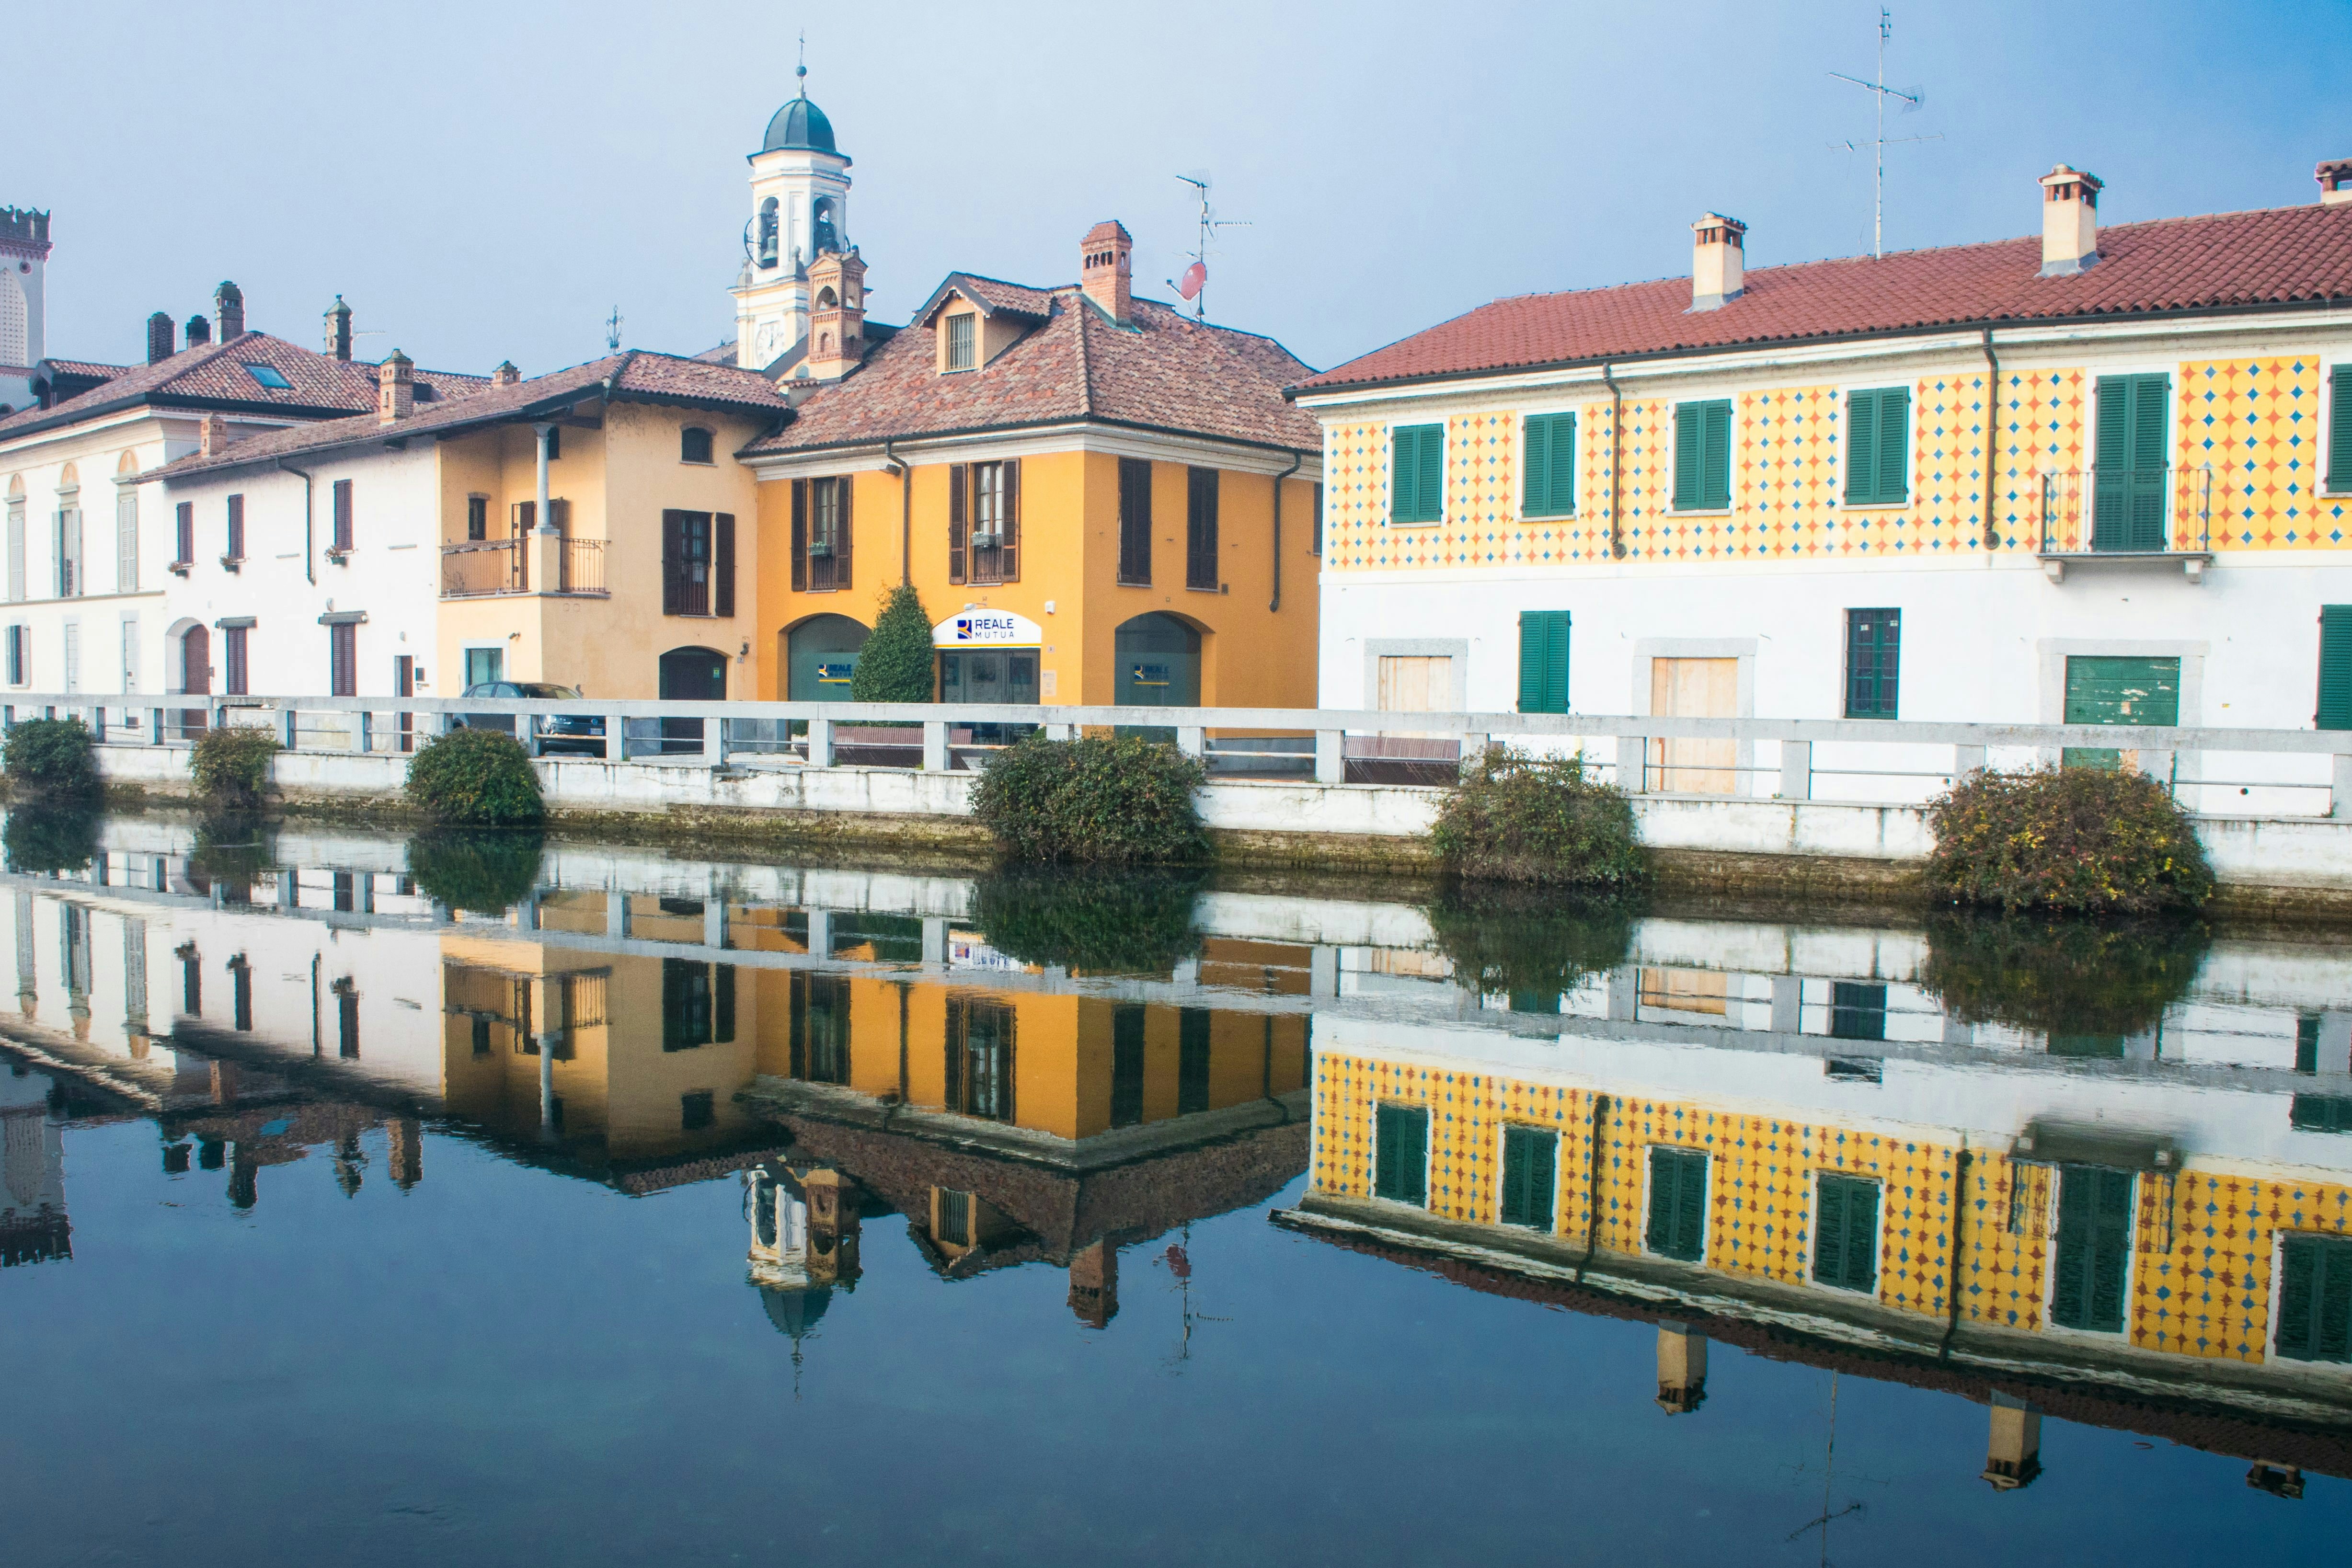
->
[0,205,51,417]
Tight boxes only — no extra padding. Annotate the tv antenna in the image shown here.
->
[605,307,624,354]
[1828,9,1941,259]
[1167,174,1250,322]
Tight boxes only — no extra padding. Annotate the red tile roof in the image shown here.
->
[0,332,488,445]
[918,273,1059,327]
[156,350,793,479]
[1296,200,2352,394]
[37,359,130,382]
[749,282,1320,457]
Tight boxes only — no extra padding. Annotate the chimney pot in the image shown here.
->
[184,314,212,349]
[323,294,353,361]
[213,280,245,342]
[2038,164,2103,277]
[1689,213,1747,311]
[146,311,175,365]
[2319,158,2352,206]
[199,413,229,458]
[378,348,414,424]
[1080,219,1134,324]
[492,360,521,387]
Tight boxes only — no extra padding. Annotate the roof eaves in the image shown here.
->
[740,412,1319,463]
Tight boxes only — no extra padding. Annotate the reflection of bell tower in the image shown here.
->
[1981,1392,2043,1490]
[732,59,853,374]
[803,249,868,381]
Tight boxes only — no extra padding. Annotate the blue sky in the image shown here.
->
[13,0,2346,378]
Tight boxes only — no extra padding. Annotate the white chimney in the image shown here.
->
[2319,158,2352,206]
[2039,165,2102,277]
[1690,214,1746,311]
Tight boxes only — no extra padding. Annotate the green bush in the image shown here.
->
[190,726,281,810]
[1927,766,2213,915]
[1919,910,2208,1040]
[1424,880,1639,1010]
[3,716,100,799]
[405,727,544,825]
[1428,748,1647,888]
[971,733,1208,865]
[970,866,1208,975]
[848,583,936,704]
[407,828,546,916]
[2,803,99,874]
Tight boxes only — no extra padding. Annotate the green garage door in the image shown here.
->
[2063,656,2179,771]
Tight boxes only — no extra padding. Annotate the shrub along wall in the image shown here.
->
[1427,749,1646,888]
[405,728,545,826]
[3,717,100,800]
[970,734,1207,865]
[1927,766,2213,915]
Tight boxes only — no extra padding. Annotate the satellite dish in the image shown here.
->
[1176,261,1207,301]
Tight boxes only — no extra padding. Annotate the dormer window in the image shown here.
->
[947,313,976,371]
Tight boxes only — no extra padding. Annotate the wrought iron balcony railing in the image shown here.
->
[2039,466,2212,557]
[441,538,608,598]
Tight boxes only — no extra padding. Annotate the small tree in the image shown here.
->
[405,727,545,825]
[3,716,101,799]
[190,726,281,811]
[849,583,937,704]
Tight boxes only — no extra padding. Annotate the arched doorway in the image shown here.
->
[785,614,869,700]
[658,645,726,754]
[1113,613,1201,708]
[180,623,210,695]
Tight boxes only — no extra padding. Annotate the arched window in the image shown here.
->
[680,427,714,465]
[57,461,78,488]
[811,196,838,255]
[757,197,780,267]
[815,286,838,309]
[116,451,139,476]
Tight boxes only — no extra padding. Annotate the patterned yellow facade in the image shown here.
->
[1319,354,2348,573]
[1313,1050,2352,1369]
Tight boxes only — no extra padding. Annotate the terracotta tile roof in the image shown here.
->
[0,332,489,444]
[919,273,1059,325]
[1296,199,2352,394]
[155,350,792,480]
[37,359,130,382]
[748,284,1320,457]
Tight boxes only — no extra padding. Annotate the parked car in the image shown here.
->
[454,682,606,756]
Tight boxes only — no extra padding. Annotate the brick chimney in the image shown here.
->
[492,360,521,387]
[323,294,352,361]
[1689,213,1746,311]
[199,413,229,458]
[1080,219,1133,323]
[2320,158,2352,206]
[2039,164,2102,277]
[213,280,244,342]
[146,311,175,364]
[184,314,212,350]
[378,348,414,423]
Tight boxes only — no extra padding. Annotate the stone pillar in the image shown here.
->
[1982,1392,2043,1490]
[1656,1322,1708,1414]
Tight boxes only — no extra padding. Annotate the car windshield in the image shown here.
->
[511,684,581,698]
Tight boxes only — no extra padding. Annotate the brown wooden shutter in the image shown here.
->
[512,501,534,535]
[662,509,685,614]
[836,476,852,590]
[1000,458,1019,582]
[791,479,807,592]
[548,498,569,535]
[175,501,193,564]
[948,462,968,585]
[332,479,353,550]
[714,512,736,618]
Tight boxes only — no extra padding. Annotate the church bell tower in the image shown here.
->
[733,62,853,374]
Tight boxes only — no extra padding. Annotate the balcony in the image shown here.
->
[2037,466,2213,583]
[441,538,608,599]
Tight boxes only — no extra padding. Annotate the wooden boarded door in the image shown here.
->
[2063,655,2179,771]
[1377,655,1451,714]
[1650,656,1738,793]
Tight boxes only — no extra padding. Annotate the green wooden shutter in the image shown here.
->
[2331,366,2352,493]
[2093,374,2169,549]
[1813,1174,1880,1291]
[1376,1104,1429,1205]
[2318,607,2352,730]
[1524,414,1576,517]
[1501,1126,1557,1229]
[1393,425,1443,524]
[1673,404,1704,509]
[1877,388,1909,505]
[1845,391,1878,504]
[1516,610,1570,714]
[2279,1236,2320,1358]
[1647,1147,1707,1261]
[2053,1165,2133,1331]
[1814,1177,1848,1285]
[1523,416,1550,516]
[2324,1241,2352,1361]
[1844,389,1911,506]
[1418,426,1444,522]
[1701,401,1732,508]
[1548,414,1576,515]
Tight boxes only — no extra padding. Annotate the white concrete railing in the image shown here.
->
[11,693,2352,818]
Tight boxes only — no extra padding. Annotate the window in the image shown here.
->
[467,496,487,541]
[324,620,357,696]
[1374,1103,1430,1205]
[662,510,712,615]
[1117,457,1152,585]
[1813,1174,1881,1292]
[1829,981,1887,1042]
[948,461,1019,585]
[936,1188,972,1247]
[242,362,292,390]
[1177,1007,1212,1116]
[663,959,737,1050]
[1185,466,1219,590]
[2051,1164,2133,1332]
[680,1090,715,1131]
[61,622,77,693]
[336,979,360,1056]
[1672,400,1733,510]
[946,997,1016,1121]
[2291,1094,2352,1133]
[2320,607,2352,731]
[1516,610,1570,714]
[1845,608,1900,718]
[1111,1005,1146,1129]
[2276,1234,2352,1362]
[1843,387,1911,505]
[790,480,849,593]
[225,493,244,560]
[464,646,504,688]
[55,505,80,597]
[790,973,853,1083]
[331,478,354,552]
[224,625,249,696]
[946,313,976,371]
[5,623,23,685]
[1389,423,1443,524]
[1646,1146,1708,1261]
[119,617,137,694]
[544,427,561,461]
[2091,373,2170,550]
[5,495,21,600]
[1499,1126,1557,1230]
[2331,366,2352,494]
[2298,1014,2323,1075]
[680,426,715,464]
[174,501,194,567]
[115,486,137,593]
[1523,412,1576,517]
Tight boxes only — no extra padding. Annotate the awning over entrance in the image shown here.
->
[933,609,1041,649]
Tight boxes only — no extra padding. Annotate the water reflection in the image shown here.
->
[2,808,2348,1553]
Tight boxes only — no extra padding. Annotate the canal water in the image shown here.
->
[1,810,2346,1565]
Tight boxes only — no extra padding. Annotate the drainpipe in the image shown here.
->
[1939,1143,1973,1357]
[883,436,910,585]
[1576,1091,1611,1280]
[1979,328,2002,550]
[1269,452,1302,612]
[1602,361,1626,559]
[276,458,315,585]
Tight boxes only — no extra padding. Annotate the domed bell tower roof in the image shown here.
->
[761,64,838,155]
